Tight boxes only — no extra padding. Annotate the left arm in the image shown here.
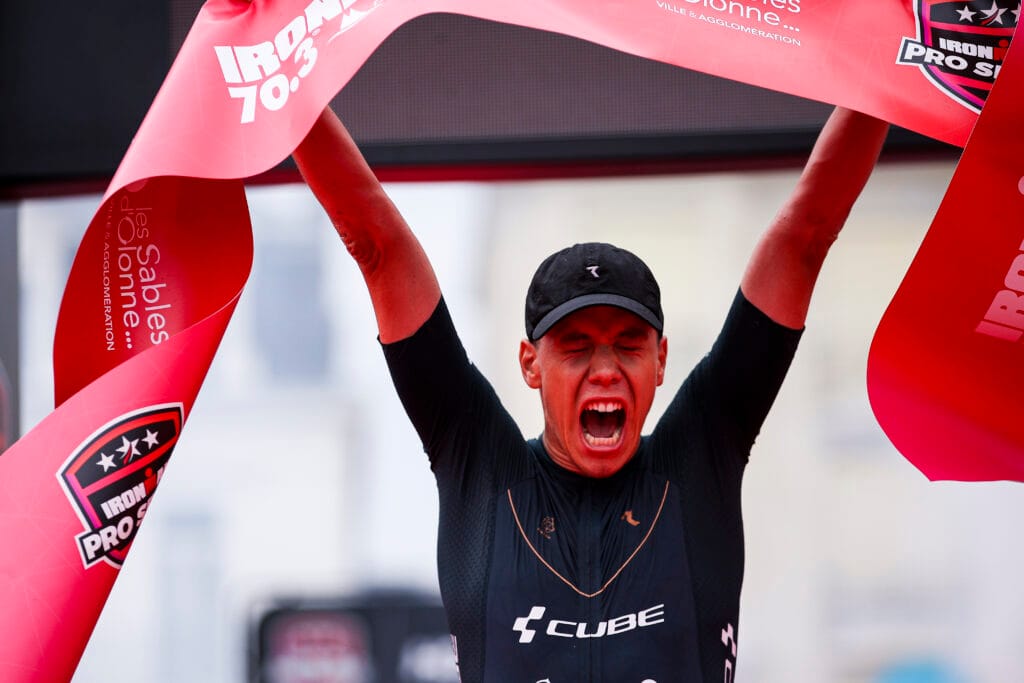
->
[740,106,890,328]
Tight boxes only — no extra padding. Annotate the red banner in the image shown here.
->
[0,1,1018,680]
[104,0,1002,199]
[0,178,251,681]
[868,18,1024,482]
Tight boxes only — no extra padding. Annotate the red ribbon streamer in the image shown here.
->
[868,21,1024,482]
[0,1,1017,679]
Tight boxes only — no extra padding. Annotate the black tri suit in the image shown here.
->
[382,291,801,682]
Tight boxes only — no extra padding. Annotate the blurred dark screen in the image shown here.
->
[1,2,950,195]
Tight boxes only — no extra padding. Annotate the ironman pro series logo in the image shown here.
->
[57,404,182,569]
[897,1,1018,112]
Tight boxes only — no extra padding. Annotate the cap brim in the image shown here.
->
[529,293,663,340]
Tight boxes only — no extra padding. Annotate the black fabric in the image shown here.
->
[525,242,663,340]
[382,291,802,682]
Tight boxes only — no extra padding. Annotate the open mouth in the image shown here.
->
[580,401,626,448]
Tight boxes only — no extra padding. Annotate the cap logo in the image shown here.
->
[586,265,600,278]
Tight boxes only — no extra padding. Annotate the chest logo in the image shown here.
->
[512,604,666,643]
[507,481,670,598]
[537,516,556,539]
[621,509,640,526]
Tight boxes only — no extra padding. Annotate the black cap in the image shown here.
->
[525,242,663,341]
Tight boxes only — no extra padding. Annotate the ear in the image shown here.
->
[519,339,542,389]
[656,335,668,387]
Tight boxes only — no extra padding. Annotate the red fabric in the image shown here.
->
[0,1,1018,679]
[0,178,251,681]
[868,21,1024,482]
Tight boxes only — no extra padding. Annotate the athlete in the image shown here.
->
[293,105,890,681]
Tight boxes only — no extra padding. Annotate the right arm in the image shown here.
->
[293,107,441,343]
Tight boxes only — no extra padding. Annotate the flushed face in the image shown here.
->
[520,305,667,478]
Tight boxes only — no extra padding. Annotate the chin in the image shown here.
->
[575,445,632,478]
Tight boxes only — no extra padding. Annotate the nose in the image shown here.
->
[587,345,621,386]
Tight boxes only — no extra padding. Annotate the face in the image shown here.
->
[519,305,667,478]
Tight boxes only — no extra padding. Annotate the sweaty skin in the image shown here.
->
[520,305,667,479]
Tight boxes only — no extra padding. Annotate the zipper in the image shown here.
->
[585,480,603,683]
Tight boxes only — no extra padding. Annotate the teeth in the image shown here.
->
[580,401,625,447]
[584,427,623,447]
[587,401,623,413]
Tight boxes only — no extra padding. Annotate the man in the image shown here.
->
[294,105,889,681]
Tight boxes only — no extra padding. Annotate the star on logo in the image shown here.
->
[96,451,116,472]
[116,435,141,463]
[142,429,160,450]
[1013,2,1021,21]
[957,5,977,21]
[981,1,1008,24]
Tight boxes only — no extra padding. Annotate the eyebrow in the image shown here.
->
[551,326,651,346]
[616,327,654,343]
[552,331,592,345]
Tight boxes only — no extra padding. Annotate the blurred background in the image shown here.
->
[3,2,1022,683]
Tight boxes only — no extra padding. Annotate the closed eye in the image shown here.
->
[554,333,592,354]
[616,330,650,352]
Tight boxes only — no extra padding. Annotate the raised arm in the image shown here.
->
[740,106,890,329]
[293,107,441,343]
